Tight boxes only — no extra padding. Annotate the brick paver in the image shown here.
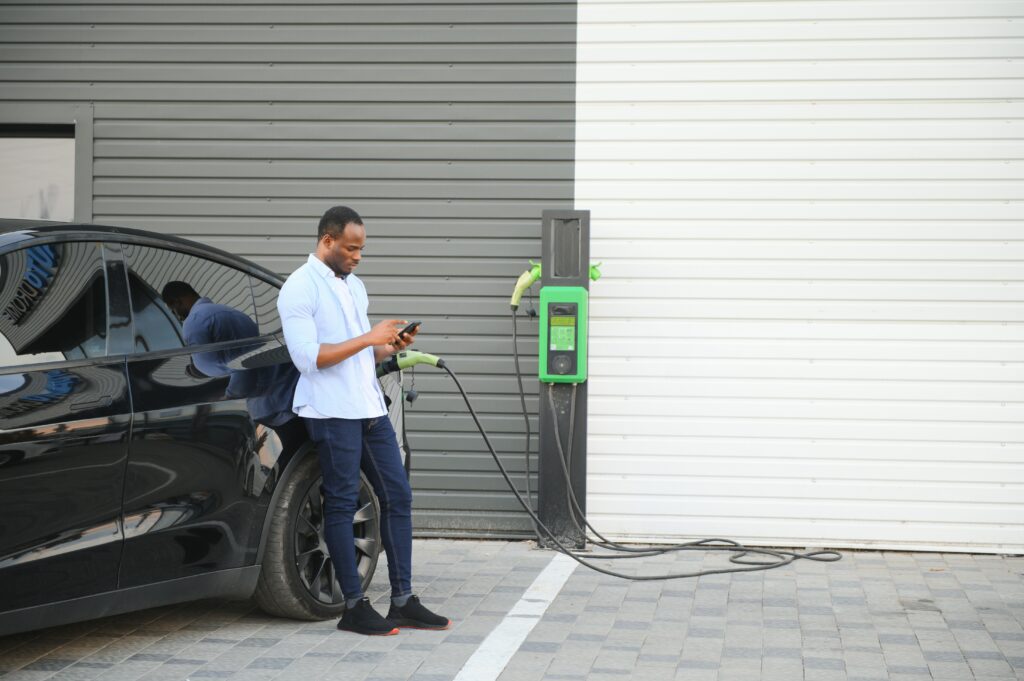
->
[1,541,1021,680]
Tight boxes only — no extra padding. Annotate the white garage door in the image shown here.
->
[577,0,1024,552]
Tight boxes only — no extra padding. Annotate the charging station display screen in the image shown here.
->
[549,315,576,351]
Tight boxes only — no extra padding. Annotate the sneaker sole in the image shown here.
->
[390,619,452,631]
[337,624,400,636]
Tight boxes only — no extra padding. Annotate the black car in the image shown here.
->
[0,221,395,636]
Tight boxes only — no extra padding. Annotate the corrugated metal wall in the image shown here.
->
[0,1,578,536]
[577,0,1024,552]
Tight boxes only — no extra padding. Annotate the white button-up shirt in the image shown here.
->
[277,254,387,420]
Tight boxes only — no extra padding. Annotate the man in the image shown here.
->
[277,205,450,636]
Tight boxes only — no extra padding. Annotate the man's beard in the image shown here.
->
[326,256,349,277]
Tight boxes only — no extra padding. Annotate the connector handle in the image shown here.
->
[376,349,445,377]
[510,261,542,310]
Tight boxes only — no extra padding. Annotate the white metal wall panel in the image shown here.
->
[577,0,1024,552]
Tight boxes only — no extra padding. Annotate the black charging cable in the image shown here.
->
[547,381,706,557]
[512,311,543,545]
[442,359,842,581]
[400,372,412,480]
[504,310,841,578]
[544,384,838,564]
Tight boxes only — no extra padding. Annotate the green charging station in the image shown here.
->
[538,286,588,383]
[507,210,597,547]
[536,210,593,548]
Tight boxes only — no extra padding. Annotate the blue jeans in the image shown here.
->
[304,416,413,600]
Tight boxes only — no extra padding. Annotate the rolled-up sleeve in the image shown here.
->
[278,277,321,375]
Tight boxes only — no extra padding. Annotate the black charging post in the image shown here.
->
[537,209,590,550]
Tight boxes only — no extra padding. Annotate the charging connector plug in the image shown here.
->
[510,261,542,311]
[376,349,445,377]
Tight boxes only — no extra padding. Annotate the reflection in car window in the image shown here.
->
[122,244,258,357]
[0,242,108,368]
[250,276,282,335]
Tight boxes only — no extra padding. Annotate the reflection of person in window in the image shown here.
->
[161,281,297,428]
[161,281,258,379]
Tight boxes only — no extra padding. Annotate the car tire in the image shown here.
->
[254,452,382,620]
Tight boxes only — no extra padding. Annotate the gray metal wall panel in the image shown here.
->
[93,141,574,161]
[0,26,574,44]
[0,46,575,64]
[0,0,575,537]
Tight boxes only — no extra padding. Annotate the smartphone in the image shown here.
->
[397,320,421,341]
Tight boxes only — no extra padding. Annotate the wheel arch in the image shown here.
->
[253,438,317,567]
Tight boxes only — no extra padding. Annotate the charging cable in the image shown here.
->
[512,310,543,545]
[444,360,840,579]
[380,344,842,579]
[505,310,841,579]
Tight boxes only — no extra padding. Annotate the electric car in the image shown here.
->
[0,220,398,636]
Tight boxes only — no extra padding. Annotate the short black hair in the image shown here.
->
[161,281,199,303]
[318,205,363,241]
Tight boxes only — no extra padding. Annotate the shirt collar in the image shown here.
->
[307,253,347,280]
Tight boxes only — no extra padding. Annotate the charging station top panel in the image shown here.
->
[542,210,590,289]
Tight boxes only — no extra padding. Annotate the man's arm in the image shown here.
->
[317,322,401,369]
[278,278,325,374]
[278,277,407,372]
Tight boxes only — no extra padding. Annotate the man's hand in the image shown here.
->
[365,319,405,347]
[373,321,420,362]
[391,322,419,351]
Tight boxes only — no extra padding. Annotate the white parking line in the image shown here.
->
[453,553,578,681]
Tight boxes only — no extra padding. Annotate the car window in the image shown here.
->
[0,242,108,368]
[122,244,258,357]
[250,276,282,335]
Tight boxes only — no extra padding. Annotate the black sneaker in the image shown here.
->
[387,595,452,630]
[337,598,399,636]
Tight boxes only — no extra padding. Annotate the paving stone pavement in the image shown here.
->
[1,540,1022,681]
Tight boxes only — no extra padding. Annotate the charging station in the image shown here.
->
[537,210,592,549]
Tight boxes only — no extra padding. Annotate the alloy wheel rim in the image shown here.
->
[294,478,379,605]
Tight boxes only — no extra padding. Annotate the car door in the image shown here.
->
[116,243,299,586]
[0,240,133,611]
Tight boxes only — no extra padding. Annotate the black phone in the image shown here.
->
[397,320,421,340]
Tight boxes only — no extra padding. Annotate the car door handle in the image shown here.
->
[70,396,113,412]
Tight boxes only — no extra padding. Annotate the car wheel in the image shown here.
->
[254,452,381,620]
